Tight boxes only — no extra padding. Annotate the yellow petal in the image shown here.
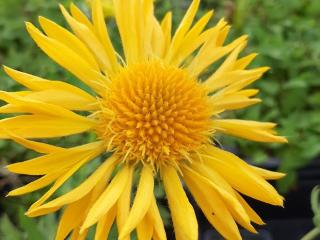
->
[187,19,245,76]
[70,229,88,240]
[119,166,154,239]
[0,115,95,139]
[201,146,284,206]
[166,0,200,63]
[190,33,244,75]
[210,42,247,79]
[223,67,270,93]
[7,171,61,197]
[234,53,258,70]
[117,164,133,240]
[216,24,230,46]
[8,134,63,154]
[234,191,265,225]
[0,91,93,122]
[250,166,286,180]
[70,3,94,31]
[183,166,247,237]
[204,67,268,93]
[38,16,100,71]
[140,0,154,59]
[113,0,137,63]
[55,192,93,240]
[238,89,260,97]
[60,5,114,74]
[3,67,98,111]
[151,17,165,57]
[211,93,261,112]
[23,90,98,111]
[137,214,153,240]
[25,155,118,215]
[91,0,118,72]
[27,158,89,216]
[95,206,117,240]
[7,141,103,175]
[171,10,214,66]
[26,22,106,94]
[81,165,132,231]
[160,12,172,57]
[213,119,288,143]
[147,196,167,240]
[188,164,256,233]
[162,166,198,240]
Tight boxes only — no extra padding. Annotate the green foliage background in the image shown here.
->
[0,0,320,239]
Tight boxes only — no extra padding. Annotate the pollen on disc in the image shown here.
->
[96,61,212,168]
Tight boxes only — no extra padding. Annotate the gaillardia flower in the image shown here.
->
[1,0,287,239]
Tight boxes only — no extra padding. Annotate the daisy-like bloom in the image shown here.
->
[1,0,287,239]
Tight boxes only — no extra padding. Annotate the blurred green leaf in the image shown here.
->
[0,215,21,240]
[311,186,320,228]
[17,207,46,240]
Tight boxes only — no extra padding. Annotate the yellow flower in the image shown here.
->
[1,0,287,239]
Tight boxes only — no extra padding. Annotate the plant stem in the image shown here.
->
[301,228,320,240]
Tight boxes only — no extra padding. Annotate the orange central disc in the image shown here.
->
[97,61,213,168]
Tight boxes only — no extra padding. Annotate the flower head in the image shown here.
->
[2,0,287,239]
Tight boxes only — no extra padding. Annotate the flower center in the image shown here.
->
[97,61,212,169]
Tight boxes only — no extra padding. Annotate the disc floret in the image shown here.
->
[97,61,212,169]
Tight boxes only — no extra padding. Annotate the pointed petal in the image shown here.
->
[7,171,61,196]
[7,142,103,175]
[119,166,154,239]
[91,0,118,72]
[70,3,94,31]
[55,192,93,240]
[137,214,153,240]
[234,53,258,70]
[210,93,261,112]
[187,21,246,77]
[0,115,95,139]
[60,5,114,74]
[201,146,284,206]
[0,91,95,121]
[213,119,287,143]
[166,0,200,63]
[116,164,133,240]
[38,16,100,71]
[183,166,244,238]
[25,155,118,215]
[204,68,268,93]
[27,158,90,216]
[250,166,286,180]
[3,67,98,111]
[171,10,214,66]
[187,164,256,233]
[162,166,198,240]
[26,22,106,94]
[160,12,172,57]
[81,165,132,231]
[95,206,117,240]
[8,134,63,154]
[234,192,265,225]
[147,196,167,240]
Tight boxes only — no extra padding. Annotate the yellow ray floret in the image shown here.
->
[1,0,288,239]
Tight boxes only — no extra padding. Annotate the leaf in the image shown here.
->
[311,186,320,228]
[0,214,22,240]
[18,207,46,240]
[276,171,297,194]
